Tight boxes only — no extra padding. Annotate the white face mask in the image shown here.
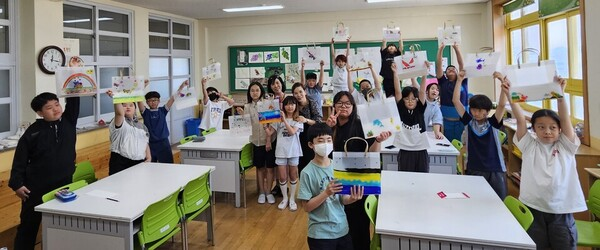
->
[314,143,334,157]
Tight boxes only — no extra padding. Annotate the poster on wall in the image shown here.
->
[237,50,249,66]
[285,63,301,89]
[249,52,264,64]
[280,47,291,63]
[235,67,250,79]
[264,51,280,63]
[249,67,266,78]
[55,66,97,97]
[235,78,251,90]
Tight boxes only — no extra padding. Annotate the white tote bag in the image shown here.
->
[356,97,402,139]
[382,25,401,41]
[464,47,502,78]
[437,22,462,46]
[173,86,198,110]
[55,66,97,97]
[332,22,350,42]
[504,49,562,102]
[332,137,381,195]
[202,59,222,82]
[393,45,428,79]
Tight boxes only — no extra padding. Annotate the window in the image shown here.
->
[0,0,16,139]
[63,2,132,124]
[148,16,193,143]
[505,2,583,125]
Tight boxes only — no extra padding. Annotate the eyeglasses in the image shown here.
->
[335,101,353,107]
[403,98,418,103]
[147,99,160,103]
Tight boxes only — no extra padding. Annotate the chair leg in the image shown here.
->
[181,221,188,250]
[208,198,216,246]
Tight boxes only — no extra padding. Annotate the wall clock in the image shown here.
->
[38,45,66,74]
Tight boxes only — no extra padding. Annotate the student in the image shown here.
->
[436,42,466,142]
[236,82,277,204]
[347,61,384,105]
[301,59,325,117]
[138,80,188,163]
[380,38,404,97]
[273,96,304,211]
[325,91,392,250]
[392,62,431,172]
[411,77,444,139]
[298,123,364,250]
[504,77,586,249]
[452,70,507,199]
[107,90,151,175]
[330,37,351,96]
[9,93,79,250]
[199,77,235,132]
[291,82,323,173]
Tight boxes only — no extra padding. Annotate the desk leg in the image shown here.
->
[208,191,216,246]
[235,162,241,208]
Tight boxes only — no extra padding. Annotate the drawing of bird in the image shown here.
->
[307,51,316,60]
[402,58,415,69]
[373,119,384,127]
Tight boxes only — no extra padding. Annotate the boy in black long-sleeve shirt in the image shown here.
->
[9,92,80,250]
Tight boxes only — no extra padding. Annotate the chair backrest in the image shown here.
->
[239,143,253,169]
[180,173,211,216]
[504,195,534,231]
[202,128,217,136]
[73,161,97,184]
[588,180,600,218]
[42,180,88,203]
[498,130,507,144]
[364,195,378,225]
[451,139,463,150]
[179,135,197,145]
[138,190,182,245]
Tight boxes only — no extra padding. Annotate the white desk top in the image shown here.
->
[35,163,215,222]
[585,167,600,179]
[381,131,459,156]
[376,171,535,249]
[177,129,249,151]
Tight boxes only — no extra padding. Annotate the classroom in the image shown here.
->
[1,0,599,249]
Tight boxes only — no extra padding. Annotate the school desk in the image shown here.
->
[376,171,536,250]
[178,129,249,208]
[381,131,460,174]
[35,163,215,250]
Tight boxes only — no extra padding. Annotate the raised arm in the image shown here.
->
[399,38,404,54]
[330,38,335,60]
[452,70,466,117]
[453,43,464,71]
[220,92,236,107]
[392,63,402,103]
[318,60,325,88]
[381,39,387,51]
[493,72,507,123]
[436,43,445,78]
[201,77,209,105]
[369,62,381,90]
[107,90,124,127]
[418,62,429,105]
[557,78,575,142]
[503,78,527,140]
[166,80,189,109]
[63,96,81,126]
[345,37,351,58]
[347,63,354,94]
[138,80,150,113]
[301,59,306,88]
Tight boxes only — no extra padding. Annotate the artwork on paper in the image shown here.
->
[297,47,330,70]
[237,50,249,66]
[383,27,401,41]
[332,23,350,42]
[250,67,266,78]
[256,98,281,124]
[264,51,280,63]
[228,114,252,136]
[356,47,381,76]
[265,66,284,79]
[393,50,428,79]
[235,78,250,90]
[279,47,291,63]
[249,52,264,64]
[356,97,402,138]
[55,66,97,97]
[202,62,222,81]
[62,38,80,57]
[438,25,462,46]
[111,75,145,104]
[504,60,563,102]
[235,67,250,79]
[464,52,501,78]
[285,63,301,89]
[173,87,198,110]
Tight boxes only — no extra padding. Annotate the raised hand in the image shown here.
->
[106,90,114,98]
[439,42,445,50]
[326,107,339,127]
[376,131,392,143]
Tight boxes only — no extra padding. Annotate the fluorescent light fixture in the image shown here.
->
[63,17,113,24]
[366,0,402,3]
[223,5,284,12]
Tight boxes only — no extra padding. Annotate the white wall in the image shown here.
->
[584,0,600,148]
[199,3,495,98]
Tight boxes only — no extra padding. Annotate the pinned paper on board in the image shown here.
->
[235,78,250,90]
[55,66,98,97]
[264,51,280,63]
[111,75,145,104]
[280,47,291,63]
[250,67,266,78]
[235,67,250,79]
[249,52,264,64]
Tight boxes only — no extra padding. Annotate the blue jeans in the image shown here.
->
[527,207,577,250]
[149,138,174,163]
[443,119,464,143]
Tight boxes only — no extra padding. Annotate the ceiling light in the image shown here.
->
[366,0,402,3]
[63,17,113,24]
[223,5,284,12]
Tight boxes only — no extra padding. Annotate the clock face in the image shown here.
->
[38,46,66,74]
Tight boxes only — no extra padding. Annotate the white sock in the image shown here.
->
[289,180,298,202]
[279,181,288,201]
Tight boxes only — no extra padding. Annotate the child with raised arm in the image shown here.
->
[301,59,325,117]
[199,77,236,132]
[298,123,364,250]
[273,96,304,211]
[452,70,507,199]
[411,76,444,139]
[330,37,351,96]
[380,38,403,97]
[138,80,188,163]
[347,61,384,105]
[504,76,586,249]
[436,42,466,142]
[9,93,80,249]
[392,62,431,172]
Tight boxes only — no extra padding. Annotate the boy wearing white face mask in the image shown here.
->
[298,123,364,250]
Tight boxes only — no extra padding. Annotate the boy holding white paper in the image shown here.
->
[199,77,236,132]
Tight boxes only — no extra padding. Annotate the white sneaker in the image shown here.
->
[289,200,298,211]
[266,194,276,204]
[278,199,288,210]
[258,194,266,204]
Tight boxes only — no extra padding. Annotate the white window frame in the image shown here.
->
[0,0,18,139]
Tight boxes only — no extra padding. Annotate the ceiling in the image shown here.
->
[112,0,489,19]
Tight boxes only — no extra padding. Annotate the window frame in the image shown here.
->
[0,0,18,139]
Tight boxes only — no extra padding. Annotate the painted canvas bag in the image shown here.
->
[504,48,562,102]
[464,47,502,78]
[332,137,381,195]
[356,96,402,139]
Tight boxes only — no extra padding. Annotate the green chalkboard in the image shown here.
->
[228,39,452,92]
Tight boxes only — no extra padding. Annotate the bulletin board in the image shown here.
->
[228,39,452,92]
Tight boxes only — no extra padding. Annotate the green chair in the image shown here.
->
[576,180,600,247]
[179,135,198,145]
[239,143,254,208]
[451,139,464,175]
[73,161,97,184]
[201,128,217,136]
[137,190,182,250]
[503,196,534,231]
[42,180,88,203]
[498,130,507,144]
[364,195,380,250]
[179,173,213,249]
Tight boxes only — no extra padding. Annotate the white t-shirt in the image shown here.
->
[351,88,385,106]
[110,119,149,161]
[200,100,232,130]
[274,118,304,158]
[514,132,587,214]
[331,66,349,96]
